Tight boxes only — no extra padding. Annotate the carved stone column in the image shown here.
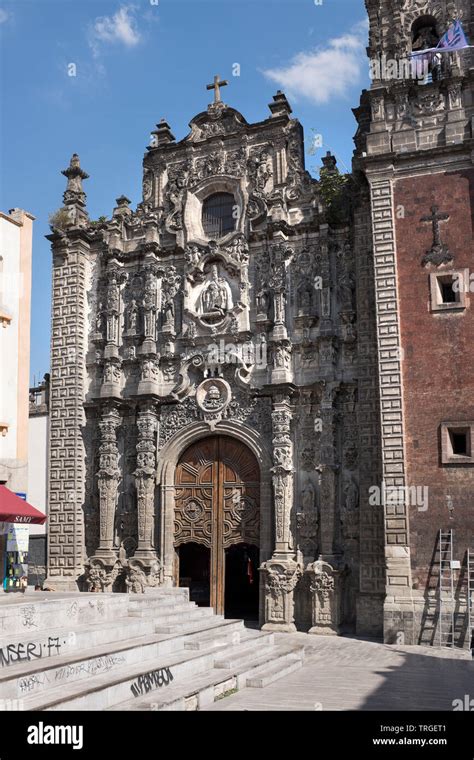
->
[307,559,344,635]
[268,238,293,342]
[134,402,158,561]
[261,393,302,631]
[141,265,158,353]
[318,381,340,563]
[104,269,121,359]
[95,404,121,564]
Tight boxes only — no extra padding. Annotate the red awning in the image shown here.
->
[0,486,47,525]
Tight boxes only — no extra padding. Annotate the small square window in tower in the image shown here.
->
[441,422,474,465]
[430,271,469,313]
[449,429,470,457]
[202,193,235,239]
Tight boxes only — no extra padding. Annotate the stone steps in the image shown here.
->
[0,591,306,710]
[109,668,239,711]
[108,638,305,711]
[22,646,218,711]
[1,624,217,699]
[213,636,275,669]
[245,655,303,688]
[183,627,266,652]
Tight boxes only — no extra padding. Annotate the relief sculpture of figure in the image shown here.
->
[198,264,233,315]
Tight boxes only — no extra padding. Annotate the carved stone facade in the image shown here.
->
[46,0,473,645]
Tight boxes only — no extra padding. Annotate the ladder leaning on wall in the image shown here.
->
[467,548,474,651]
[439,529,455,648]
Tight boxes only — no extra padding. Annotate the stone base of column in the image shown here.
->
[260,554,302,633]
[306,559,345,636]
[93,548,119,565]
[43,575,81,592]
[133,548,159,564]
[262,620,297,633]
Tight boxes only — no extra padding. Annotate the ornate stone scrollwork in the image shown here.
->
[84,559,123,592]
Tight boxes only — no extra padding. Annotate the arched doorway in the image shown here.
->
[174,436,260,618]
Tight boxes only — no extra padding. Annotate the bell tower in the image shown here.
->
[354,1,474,645]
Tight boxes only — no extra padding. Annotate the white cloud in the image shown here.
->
[89,5,141,55]
[0,9,10,24]
[262,20,369,104]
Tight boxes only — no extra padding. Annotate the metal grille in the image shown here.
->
[202,193,235,239]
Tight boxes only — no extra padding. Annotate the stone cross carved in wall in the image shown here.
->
[421,205,453,266]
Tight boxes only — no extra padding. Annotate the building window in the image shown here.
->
[411,16,442,83]
[411,16,439,52]
[441,422,474,465]
[202,193,235,239]
[430,271,468,313]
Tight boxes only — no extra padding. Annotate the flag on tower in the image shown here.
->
[411,19,470,56]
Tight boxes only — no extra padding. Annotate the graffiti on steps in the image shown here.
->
[18,672,50,694]
[15,655,126,695]
[0,637,64,668]
[55,655,126,682]
[130,667,174,697]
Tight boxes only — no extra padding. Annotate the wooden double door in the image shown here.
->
[174,436,260,616]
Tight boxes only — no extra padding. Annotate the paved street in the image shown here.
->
[204,633,473,711]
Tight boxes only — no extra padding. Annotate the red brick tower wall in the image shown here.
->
[394,169,474,590]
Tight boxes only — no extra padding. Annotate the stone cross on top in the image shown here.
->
[206,74,228,104]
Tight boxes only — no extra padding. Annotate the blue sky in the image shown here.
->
[0,0,369,383]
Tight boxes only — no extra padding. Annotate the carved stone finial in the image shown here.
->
[268,90,293,117]
[321,151,337,173]
[149,119,176,148]
[113,195,132,217]
[61,153,89,207]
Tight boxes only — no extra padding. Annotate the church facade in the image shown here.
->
[46,0,474,645]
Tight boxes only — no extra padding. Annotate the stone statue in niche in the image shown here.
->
[301,479,315,512]
[127,299,139,333]
[163,294,175,328]
[256,288,270,317]
[338,272,355,311]
[297,285,313,315]
[95,303,104,336]
[198,264,233,315]
[344,477,359,511]
[273,344,291,370]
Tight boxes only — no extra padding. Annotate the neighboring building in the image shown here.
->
[27,374,50,585]
[45,1,473,647]
[0,208,34,495]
